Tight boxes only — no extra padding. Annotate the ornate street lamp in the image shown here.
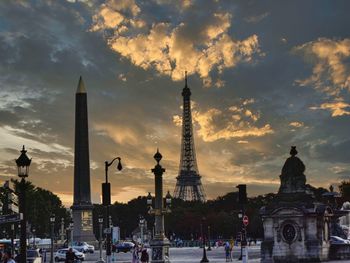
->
[98,215,104,263]
[103,157,122,263]
[148,149,171,263]
[16,145,31,263]
[50,214,55,263]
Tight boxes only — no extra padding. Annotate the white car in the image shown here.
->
[72,241,95,253]
[54,248,85,262]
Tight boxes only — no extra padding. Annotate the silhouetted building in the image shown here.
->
[260,146,332,262]
[71,77,95,241]
[174,73,206,202]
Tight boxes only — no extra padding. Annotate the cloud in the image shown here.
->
[294,38,350,96]
[310,100,350,117]
[173,99,274,142]
[244,12,269,24]
[289,121,304,128]
[91,0,261,85]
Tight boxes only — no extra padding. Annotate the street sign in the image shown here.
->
[0,213,22,225]
[104,228,111,234]
[243,215,249,226]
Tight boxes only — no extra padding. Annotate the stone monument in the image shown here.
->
[71,77,95,242]
[260,146,332,262]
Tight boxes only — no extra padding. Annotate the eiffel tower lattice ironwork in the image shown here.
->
[174,72,206,202]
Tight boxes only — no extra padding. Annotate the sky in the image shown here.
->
[0,0,350,206]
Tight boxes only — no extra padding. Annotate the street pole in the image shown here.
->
[60,218,64,243]
[103,157,122,263]
[98,216,104,263]
[70,221,74,248]
[11,224,14,256]
[51,225,54,263]
[33,228,36,248]
[207,226,211,251]
[200,221,209,263]
[19,178,27,263]
[50,214,55,263]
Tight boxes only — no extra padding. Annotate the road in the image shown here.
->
[50,246,350,263]
[82,246,260,263]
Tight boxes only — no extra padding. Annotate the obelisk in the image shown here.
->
[71,76,95,241]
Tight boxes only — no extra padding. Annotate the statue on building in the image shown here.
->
[279,146,306,194]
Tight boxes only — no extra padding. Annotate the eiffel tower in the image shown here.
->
[174,72,206,202]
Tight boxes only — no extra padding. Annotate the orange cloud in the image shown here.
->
[294,38,350,95]
[310,100,350,117]
[173,100,273,142]
[91,2,261,86]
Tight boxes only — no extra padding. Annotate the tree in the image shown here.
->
[11,179,70,237]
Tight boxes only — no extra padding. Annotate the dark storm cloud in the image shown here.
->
[0,0,350,204]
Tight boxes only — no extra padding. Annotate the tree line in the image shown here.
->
[2,179,347,241]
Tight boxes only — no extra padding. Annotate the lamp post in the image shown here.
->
[139,215,145,244]
[238,212,243,260]
[103,157,122,263]
[16,145,31,263]
[11,224,15,255]
[98,215,104,263]
[69,220,74,248]
[50,214,55,263]
[60,218,65,243]
[207,226,211,251]
[148,149,171,263]
[200,218,209,263]
[32,228,36,248]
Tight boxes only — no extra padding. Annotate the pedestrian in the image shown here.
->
[2,251,15,263]
[224,241,230,262]
[229,237,234,262]
[132,244,140,263]
[140,247,149,263]
[65,248,78,263]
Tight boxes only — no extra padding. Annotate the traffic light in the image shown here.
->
[237,184,247,204]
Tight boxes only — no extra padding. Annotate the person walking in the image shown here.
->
[65,248,78,263]
[132,244,140,263]
[224,241,230,262]
[2,251,15,263]
[140,247,149,263]
[229,237,235,262]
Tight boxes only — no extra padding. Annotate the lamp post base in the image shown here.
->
[200,246,209,263]
[150,237,170,263]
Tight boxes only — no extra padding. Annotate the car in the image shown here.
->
[72,241,94,253]
[330,236,350,245]
[27,249,42,263]
[54,248,85,262]
[115,242,135,253]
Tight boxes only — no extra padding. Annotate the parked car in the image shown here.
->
[27,249,42,263]
[72,241,94,253]
[330,236,350,245]
[115,242,135,253]
[54,248,85,262]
